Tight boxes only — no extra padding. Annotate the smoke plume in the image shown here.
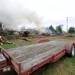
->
[0,0,42,31]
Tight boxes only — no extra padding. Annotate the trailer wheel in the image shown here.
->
[70,45,75,56]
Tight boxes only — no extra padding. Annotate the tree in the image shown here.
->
[68,27,75,34]
[49,25,56,32]
[23,31,30,37]
[0,23,3,35]
[56,25,63,34]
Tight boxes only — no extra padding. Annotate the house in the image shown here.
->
[41,26,56,36]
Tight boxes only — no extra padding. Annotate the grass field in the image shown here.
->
[0,35,75,75]
[32,56,75,75]
[1,38,36,49]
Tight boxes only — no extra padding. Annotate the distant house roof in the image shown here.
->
[46,28,56,35]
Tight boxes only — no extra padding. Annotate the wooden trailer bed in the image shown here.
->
[7,39,71,75]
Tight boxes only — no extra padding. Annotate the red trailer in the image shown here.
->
[0,39,75,75]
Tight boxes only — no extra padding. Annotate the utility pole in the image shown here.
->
[66,17,68,32]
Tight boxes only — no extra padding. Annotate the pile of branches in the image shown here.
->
[0,36,12,45]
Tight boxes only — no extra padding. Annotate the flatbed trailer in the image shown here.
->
[0,39,75,75]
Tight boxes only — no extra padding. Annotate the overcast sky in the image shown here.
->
[0,0,75,31]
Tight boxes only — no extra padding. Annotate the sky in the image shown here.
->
[0,0,75,31]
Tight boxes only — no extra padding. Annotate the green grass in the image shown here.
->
[32,56,75,75]
[0,39,35,49]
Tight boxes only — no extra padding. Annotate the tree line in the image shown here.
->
[49,25,75,34]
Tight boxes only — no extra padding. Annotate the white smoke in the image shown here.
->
[0,0,43,31]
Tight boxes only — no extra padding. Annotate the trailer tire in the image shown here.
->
[70,45,75,56]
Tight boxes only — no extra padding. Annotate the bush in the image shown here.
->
[22,31,30,37]
[68,27,75,34]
